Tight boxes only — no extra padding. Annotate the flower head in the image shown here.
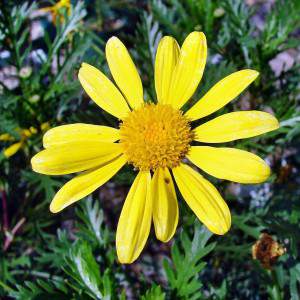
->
[31,32,279,263]
[252,233,286,269]
[120,103,194,170]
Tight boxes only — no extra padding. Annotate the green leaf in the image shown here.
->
[141,285,165,300]
[68,241,103,299]
[163,223,215,299]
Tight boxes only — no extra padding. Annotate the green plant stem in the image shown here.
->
[271,269,282,300]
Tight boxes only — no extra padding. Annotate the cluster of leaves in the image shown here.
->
[2,198,219,300]
[0,0,299,299]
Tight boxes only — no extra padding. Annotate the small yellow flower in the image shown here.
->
[1,132,23,158]
[31,32,279,263]
[1,123,50,158]
[41,0,71,24]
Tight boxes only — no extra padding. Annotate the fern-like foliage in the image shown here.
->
[163,224,216,300]
[141,285,166,300]
[64,241,112,300]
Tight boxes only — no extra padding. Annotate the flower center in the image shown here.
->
[119,103,193,171]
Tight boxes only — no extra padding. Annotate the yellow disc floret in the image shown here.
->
[119,103,193,170]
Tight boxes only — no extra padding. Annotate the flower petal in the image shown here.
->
[43,124,120,148]
[188,146,270,184]
[50,155,127,213]
[106,37,143,109]
[194,111,279,143]
[186,70,259,121]
[168,31,207,109]
[78,63,130,119]
[116,171,152,264]
[151,168,178,242]
[155,36,180,104]
[172,163,231,235]
[0,133,14,141]
[31,142,122,175]
[3,142,22,158]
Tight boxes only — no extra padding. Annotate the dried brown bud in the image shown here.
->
[252,233,286,269]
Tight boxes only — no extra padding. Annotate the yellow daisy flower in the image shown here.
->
[31,32,279,263]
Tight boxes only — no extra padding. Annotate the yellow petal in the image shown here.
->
[0,133,14,141]
[50,155,127,213]
[43,124,120,148]
[168,31,207,109]
[106,37,143,109]
[172,163,231,235]
[151,168,178,242]
[31,142,122,175]
[78,63,130,119]
[194,111,279,143]
[22,129,33,138]
[186,70,259,121]
[116,171,152,264]
[155,36,180,104]
[188,146,270,184]
[3,142,23,158]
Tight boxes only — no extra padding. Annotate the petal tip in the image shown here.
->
[117,248,135,264]
[248,69,259,79]
[79,63,93,77]
[266,113,280,131]
[189,31,207,42]
[106,36,121,47]
[49,202,60,214]
[159,35,174,46]
[78,68,85,80]
[216,225,231,235]
[211,218,231,235]
[50,194,69,214]
[256,163,271,183]
[117,256,133,264]
[154,224,173,242]
[199,31,206,39]
[156,234,172,243]
[31,154,40,171]
[274,117,280,129]
[80,62,89,68]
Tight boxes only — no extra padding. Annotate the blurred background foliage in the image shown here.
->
[0,0,300,299]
